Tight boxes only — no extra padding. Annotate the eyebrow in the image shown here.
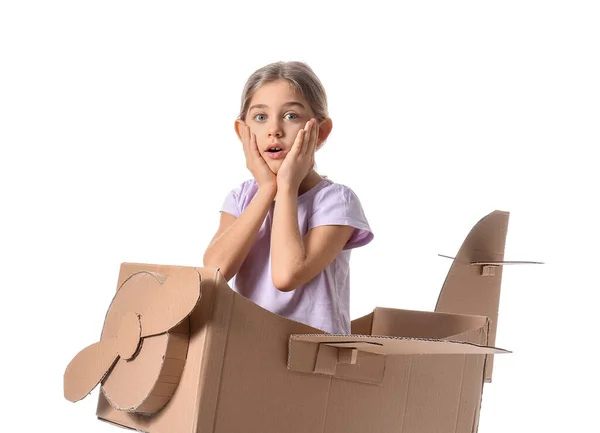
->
[248,101,306,111]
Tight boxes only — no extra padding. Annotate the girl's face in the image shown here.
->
[237,79,318,174]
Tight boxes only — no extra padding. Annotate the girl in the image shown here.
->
[203,61,373,335]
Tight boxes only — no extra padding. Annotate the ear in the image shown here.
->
[316,118,333,150]
[234,119,246,141]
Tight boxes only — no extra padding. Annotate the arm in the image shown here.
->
[271,186,355,291]
[203,186,276,281]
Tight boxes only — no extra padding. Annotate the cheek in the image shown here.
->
[249,126,267,148]
[286,125,302,139]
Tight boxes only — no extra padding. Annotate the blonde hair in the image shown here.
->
[238,61,329,123]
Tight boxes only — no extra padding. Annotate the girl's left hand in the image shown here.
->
[277,118,319,191]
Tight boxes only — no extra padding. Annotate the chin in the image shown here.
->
[266,163,280,174]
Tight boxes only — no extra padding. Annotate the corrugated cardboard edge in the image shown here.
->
[288,334,509,356]
[191,267,235,433]
[287,333,510,387]
[371,307,491,341]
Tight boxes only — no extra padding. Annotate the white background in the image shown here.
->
[1,1,598,432]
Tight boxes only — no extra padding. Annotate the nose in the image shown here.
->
[268,120,283,138]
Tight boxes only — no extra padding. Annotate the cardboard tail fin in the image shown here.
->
[435,210,543,382]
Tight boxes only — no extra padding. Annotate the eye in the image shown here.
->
[253,113,267,122]
[284,113,299,121]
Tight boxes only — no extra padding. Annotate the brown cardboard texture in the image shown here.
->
[64,267,202,412]
[64,210,540,433]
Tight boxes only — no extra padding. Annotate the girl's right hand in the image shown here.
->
[241,124,277,193]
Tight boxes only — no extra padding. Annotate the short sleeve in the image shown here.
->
[221,186,242,218]
[220,179,259,218]
[308,183,374,250]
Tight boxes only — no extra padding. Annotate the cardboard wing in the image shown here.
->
[288,333,509,385]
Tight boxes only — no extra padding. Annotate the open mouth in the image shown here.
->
[265,146,285,159]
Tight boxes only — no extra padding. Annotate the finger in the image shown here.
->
[245,128,255,159]
[251,133,261,157]
[242,125,247,144]
[297,122,309,153]
[245,129,253,158]
[310,119,319,154]
[241,126,248,154]
[292,128,304,155]
[304,119,315,154]
[298,120,310,154]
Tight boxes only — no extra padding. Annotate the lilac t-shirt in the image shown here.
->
[220,177,373,334]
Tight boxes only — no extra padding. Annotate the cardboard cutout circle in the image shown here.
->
[97,270,195,414]
[116,311,142,360]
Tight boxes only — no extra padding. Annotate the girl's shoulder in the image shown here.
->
[307,177,374,249]
[310,177,364,204]
[228,178,260,200]
[221,179,260,217]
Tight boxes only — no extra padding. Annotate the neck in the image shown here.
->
[273,170,322,200]
[298,170,323,196]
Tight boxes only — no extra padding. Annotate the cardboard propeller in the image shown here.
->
[64,267,201,413]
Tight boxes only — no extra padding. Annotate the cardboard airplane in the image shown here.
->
[63,210,542,433]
